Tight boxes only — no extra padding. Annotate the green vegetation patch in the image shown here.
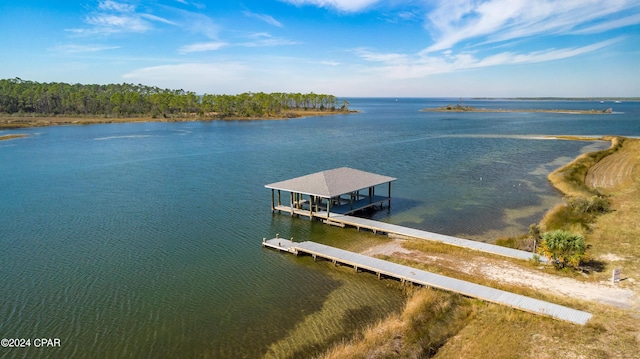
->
[0,77,349,120]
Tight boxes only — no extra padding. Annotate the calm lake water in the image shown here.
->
[1,99,638,358]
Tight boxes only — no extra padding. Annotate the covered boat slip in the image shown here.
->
[263,168,593,325]
[265,167,396,219]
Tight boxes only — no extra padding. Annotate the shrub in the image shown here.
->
[541,204,586,232]
[568,195,610,215]
[537,230,586,269]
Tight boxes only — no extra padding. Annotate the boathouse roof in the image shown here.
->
[265,167,396,198]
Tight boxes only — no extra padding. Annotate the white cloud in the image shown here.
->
[423,0,640,53]
[353,48,408,63]
[72,0,179,35]
[50,44,121,53]
[84,14,151,33]
[179,11,219,39]
[317,60,340,66]
[141,14,178,26]
[571,13,640,34]
[178,41,228,53]
[174,0,206,9]
[280,0,380,12]
[243,11,283,27]
[357,38,622,79]
[240,33,300,47]
[98,0,135,13]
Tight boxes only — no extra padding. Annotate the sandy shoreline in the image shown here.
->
[0,109,357,129]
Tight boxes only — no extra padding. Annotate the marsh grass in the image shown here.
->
[495,234,535,251]
[319,283,639,359]
[318,288,473,359]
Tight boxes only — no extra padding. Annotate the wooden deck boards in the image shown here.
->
[262,238,592,325]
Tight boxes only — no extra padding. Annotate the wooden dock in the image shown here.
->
[262,237,592,325]
[321,214,546,262]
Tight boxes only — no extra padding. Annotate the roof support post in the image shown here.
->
[290,192,294,216]
[270,189,275,212]
[388,182,392,208]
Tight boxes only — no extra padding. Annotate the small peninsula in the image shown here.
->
[0,134,28,141]
[0,78,352,129]
[422,104,613,114]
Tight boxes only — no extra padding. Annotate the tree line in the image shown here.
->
[0,78,349,118]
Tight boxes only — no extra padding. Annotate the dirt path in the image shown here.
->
[361,240,637,308]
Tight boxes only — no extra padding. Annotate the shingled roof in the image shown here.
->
[265,167,396,198]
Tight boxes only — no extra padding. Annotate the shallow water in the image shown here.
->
[0,99,637,358]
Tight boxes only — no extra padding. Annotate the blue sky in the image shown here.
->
[1,0,639,96]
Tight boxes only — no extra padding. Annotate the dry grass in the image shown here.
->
[319,282,640,359]
[542,137,640,282]
[434,301,640,359]
[317,288,474,359]
[547,136,623,199]
[582,138,640,284]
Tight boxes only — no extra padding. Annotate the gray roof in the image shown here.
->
[265,167,396,198]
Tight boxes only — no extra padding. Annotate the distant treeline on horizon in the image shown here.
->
[471,97,639,101]
[0,78,348,118]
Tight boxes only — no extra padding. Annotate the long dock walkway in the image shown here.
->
[262,238,592,325]
[322,214,545,262]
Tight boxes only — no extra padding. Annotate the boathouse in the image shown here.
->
[265,167,396,220]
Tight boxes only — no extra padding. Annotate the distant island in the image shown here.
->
[471,97,639,101]
[422,104,613,114]
[0,78,352,129]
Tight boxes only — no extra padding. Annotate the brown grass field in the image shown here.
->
[317,137,640,359]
